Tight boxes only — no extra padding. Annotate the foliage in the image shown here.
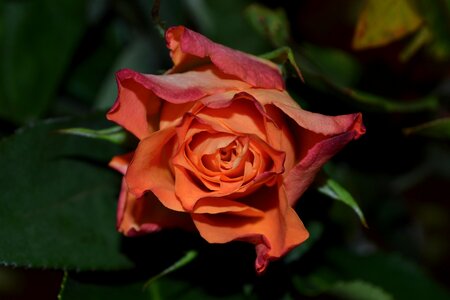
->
[0,0,449,299]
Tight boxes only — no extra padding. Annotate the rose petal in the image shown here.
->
[107,71,161,139]
[166,26,284,90]
[172,165,243,211]
[108,67,250,139]
[284,113,364,205]
[109,152,134,175]
[196,93,268,141]
[240,89,365,205]
[126,128,184,211]
[117,179,192,236]
[245,89,365,136]
[193,197,265,217]
[191,184,309,273]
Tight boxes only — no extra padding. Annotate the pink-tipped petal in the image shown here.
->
[108,67,251,139]
[166,26,284,90]
[284,113,365,205]
[107,71,162,139]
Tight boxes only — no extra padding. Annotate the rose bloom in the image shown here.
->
[108,26,365,273]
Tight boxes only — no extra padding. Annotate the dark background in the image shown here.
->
[0,0,449,299]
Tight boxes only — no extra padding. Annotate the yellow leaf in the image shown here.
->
[352,0,423,50]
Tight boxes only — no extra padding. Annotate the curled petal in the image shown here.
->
[166,26,284,90]
[126,128,184,211]
[191,184,309,273]
[109,152,134,175]
[242,89,365,205]
[245,89,365,136]
[108,67,250,139]
[284,114,364,205]
[193,198,264,217]
[107,72,161,139]
[117,179,192,236]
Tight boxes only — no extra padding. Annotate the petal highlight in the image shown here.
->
[166,26,284,90]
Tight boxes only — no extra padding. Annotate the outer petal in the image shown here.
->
[243,89,365,205]
[125,128,184,211]
[107,71,161,139]
[110,153,191,235]
[191,184,309,274]
[284,114,364,205]
[107,67,250,139]
[116,179,192,236]
[245,89,365,136]
[109,152,134,175]
[166,26,284,90]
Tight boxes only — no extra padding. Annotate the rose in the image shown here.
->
[107,26,365,273]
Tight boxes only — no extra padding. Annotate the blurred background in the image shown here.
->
[0,0,449,299]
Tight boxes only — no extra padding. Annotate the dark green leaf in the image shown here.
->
[328,280,393,300]
[94,35,162,110]
[300,44,361,87]
[327,250,450,300]
[403,117,450,140]
[0,117,133,270]
[245,4,290,47]
[61,274,253,300]
[292,268,337,297]
[0,0,87,124]
[352,0,423,50]
[197,0,271,54]
[318,179,368,228]
[60,276,150,300]
[58,126,128,145]
[63,21,124,107]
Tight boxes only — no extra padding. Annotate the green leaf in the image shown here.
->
[318,179,368,228]
[352,0,423,50]
[292,268,338,297]
[0,117,133,270]
[245,4,290,47]
[60,276,150,300]
[58,126,128,145]
[328,280,393,300]
[190,0,271,54]
[61,274,253,300]
[260,47,304,81]
[327,250,450,300]
[399,26,432,61]
[94,35,160,110]
[403,117,450,140]
[300,44,361,87]
[63,21,123,107]
[144,250,198,289]
[0,0,87,124]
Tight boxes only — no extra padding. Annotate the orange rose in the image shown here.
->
[108,26,365,273]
